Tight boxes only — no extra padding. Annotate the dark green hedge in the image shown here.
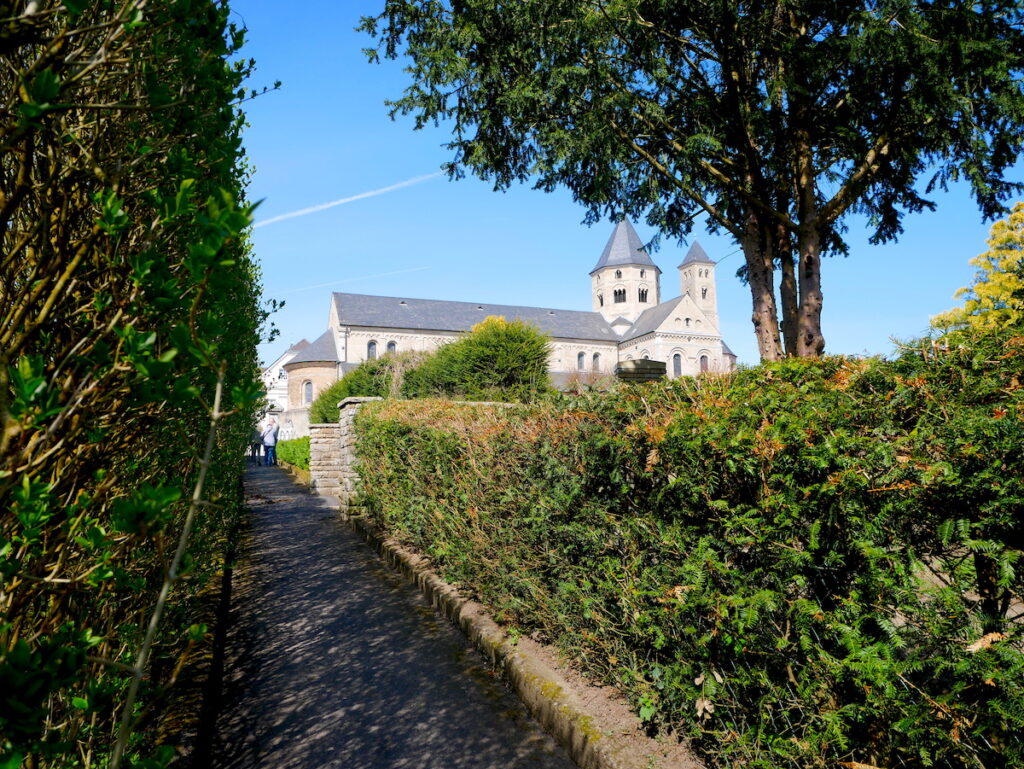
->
[354,329,1024,769]
[0,2,263,765]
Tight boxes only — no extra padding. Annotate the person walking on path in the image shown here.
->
[261,419,279,466]
[249,429,262,466]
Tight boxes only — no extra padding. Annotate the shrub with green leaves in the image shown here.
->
[308,353,419,423]
[277,437,311,470]
[402,315,551,401]
[1,2,264,765]
[355,328,1024,769]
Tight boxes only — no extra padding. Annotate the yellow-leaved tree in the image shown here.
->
[933,202,1024,331]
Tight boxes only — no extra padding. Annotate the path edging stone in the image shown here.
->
[338,504,696,769]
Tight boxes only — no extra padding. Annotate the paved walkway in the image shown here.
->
[210,465,574,769]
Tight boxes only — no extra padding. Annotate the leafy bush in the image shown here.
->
[402,315,551,401]
[277,437,311,470]
[354,328,1024,769]
[308,353,421,423]
[0,2,263,766]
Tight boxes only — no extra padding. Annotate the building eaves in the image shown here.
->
[332,293,618,342]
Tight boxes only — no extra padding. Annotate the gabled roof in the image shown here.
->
[590,220,660,274]
[262,338,311,373]
[285,329,338,365]
[620,296,686,341]
[619,294,719,342]
[332,293,618,342]
[722,341,737,357]
[678,241,715,267]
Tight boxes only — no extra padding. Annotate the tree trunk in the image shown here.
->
[742,215,783,361]
[777,223,799,356]
[796,224,826,356]
[974,552,1007,632]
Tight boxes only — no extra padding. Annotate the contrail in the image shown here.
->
[282,266,433,294]
[253,172,444,228]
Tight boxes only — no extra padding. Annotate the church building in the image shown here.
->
[274,220,736,437]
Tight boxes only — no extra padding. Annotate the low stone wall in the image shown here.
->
[308,423,341,496]
[308,397,383,505]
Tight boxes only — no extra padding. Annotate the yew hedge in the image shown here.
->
[1,2,264,766]
[354,329,1024,769]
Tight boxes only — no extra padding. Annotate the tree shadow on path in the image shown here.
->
[209,466,574,769]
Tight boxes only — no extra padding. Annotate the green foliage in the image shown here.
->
[277,437,310,471]
[402,316,552,401]
[308,354,412,423]
[310,317,551,422]
[0,1,264,765]
[354,328,1024,769]
[934,201,1024,332]
[364,0,1024,359]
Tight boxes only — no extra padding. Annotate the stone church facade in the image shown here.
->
[274,220,736,438]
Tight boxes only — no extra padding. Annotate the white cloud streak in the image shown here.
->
[281,266,433,294]
[253,172,444,229]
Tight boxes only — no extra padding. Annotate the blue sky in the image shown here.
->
[233,1,1021,368]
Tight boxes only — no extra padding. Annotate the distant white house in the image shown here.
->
[266,220,737,437]
[260,338,309,424]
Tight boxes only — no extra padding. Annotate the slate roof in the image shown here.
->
[620,297,685,342]
[590,220,660,274]
[332,293,618,342]
[678,241,715,267]
[285,329,338,364]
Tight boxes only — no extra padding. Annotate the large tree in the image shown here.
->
[362,0,1024,360]
[932,200,1024,331]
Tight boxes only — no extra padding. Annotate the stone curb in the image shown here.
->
[335,505,691,769]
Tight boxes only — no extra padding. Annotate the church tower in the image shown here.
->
[678,241,719,331]
[590,220,661,324]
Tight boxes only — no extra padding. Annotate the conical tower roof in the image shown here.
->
[284,329,338,365]
[590,220,660,274]
[678,241,715,267]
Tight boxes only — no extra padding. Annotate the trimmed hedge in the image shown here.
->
[309,316,552,423]
[354,329,1024,769]
[277,436,311,470]
[0,2,262,765]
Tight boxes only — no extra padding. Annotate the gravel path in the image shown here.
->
[210,464,575,769]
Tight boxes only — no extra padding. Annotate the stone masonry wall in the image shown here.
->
[331,397,380,511]
[308,422,342,497]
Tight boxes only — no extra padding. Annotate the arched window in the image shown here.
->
[641,353,650,360]
[673,353,682,377]
[367,340,377,360]
[386,341,397,354]
[638,288,648,303]
[592,352,601,371]
[640,269,646,278]
[615,269,622,279]
[598,293,604,307]
[303,380,313,404]
[685,317,692,327]
[702,287,708,299]
[614,288,626,303]
[700,355,709,372]
[577,352,586,371]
